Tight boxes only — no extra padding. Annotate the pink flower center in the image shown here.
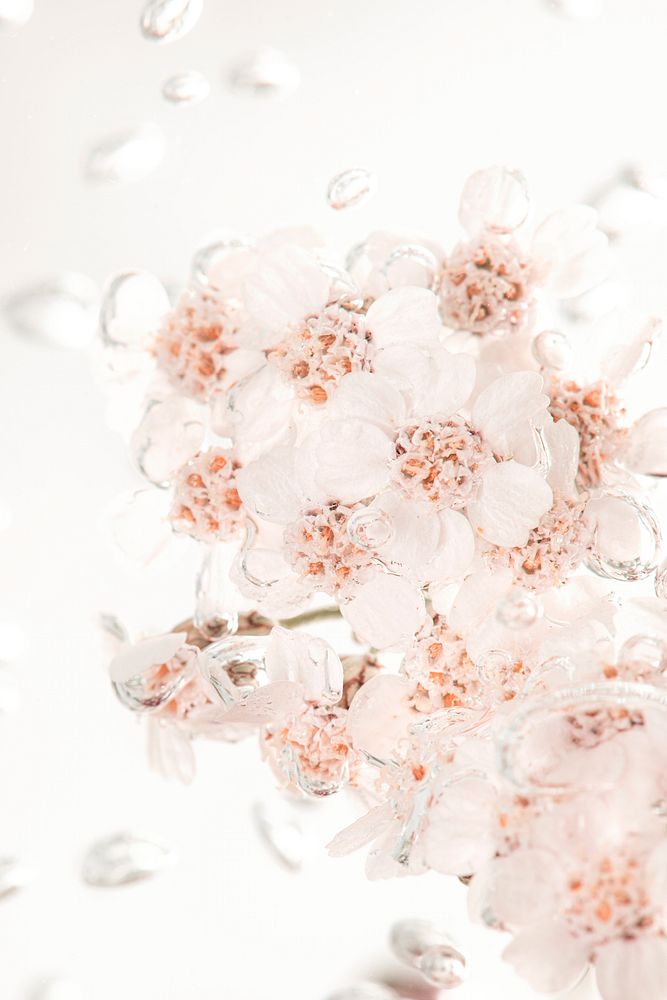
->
[170,449,245,543]
[565,854,655,946]
[283,503,376,592]
[548,377,628,489]
[392,416,490,510]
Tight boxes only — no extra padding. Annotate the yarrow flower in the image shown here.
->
[103,165,667,1000]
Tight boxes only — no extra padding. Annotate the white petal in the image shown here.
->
[326,371,406,430]
[448,567,514,635]
[422,776,497,875]
[243,245,330,345]
[342,573,426,650]
[531,205,610,299]
[236,444,302,524]
[503,921,588,994]
[346,673,414,759]
[544,416,580,497]
[109,632,188,682]
[222,680,304,725]
[326,802,394,857]
[265,626,343,703]
[370,492,441,576]
[468,850,559,927]
[472,371,548,457]
[596,937,667,1000]
[217,365,294,456]
[468,461,553,547]
[147,719,196,785]
[366,286,443,349]
[375,342,476,419]
[621,408,667,477]
[313,419,393,503]
[427,509,476,584]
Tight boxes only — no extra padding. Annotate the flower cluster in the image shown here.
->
[104,167,667,999]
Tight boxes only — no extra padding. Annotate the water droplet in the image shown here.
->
[327,168,376,211]
[195,543,239,640]
[0,620,26,661]
[417,944,466,989]
[381,243,440,291]
[496,591,541,629]
[191,237,255,289]
[252,799,305,870]
[201,635,269,706]
[0,857,35,899]
[4,273,98,349]
[532,329,572,370]
[548,0,603,18]
[622,408,667,478]
[28,980,86,1000]
[140,0,202,43]
[619,635,667,679]
[228,48,300,98]
[656,559,667,600]
[113,656,191,714]
[586,490,662,582]
[100,270,170,351]
[476,649,513,686]
[0,0,33,29]
[459,166,530,235]
[86,124,165,184]
[131,396,205,486]
[347,508,393,549]
[306,638,343,704]
[162,69,210,104]
[82,832,174,887]
[324,986,399,1000]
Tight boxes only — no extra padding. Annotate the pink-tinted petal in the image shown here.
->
[366,286,443,349]
[596,937,667,1000]
[503,921,588,994]
[427,509,476,584]
[472,371,548,458]
[265,627,343,704]
[243,245,330,345]
[222,680,304,725]
[375,342,476,419]
[236,445,302,524]
[346,673,414,759]
[313,419,393,503]
[468,460,553,548]
[531,205,610,299]
[327,371,406,430]
[326,802,394,857]
[342,573,426,649]
[109,632,188,683]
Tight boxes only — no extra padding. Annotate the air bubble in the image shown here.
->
[82,833,175,887]
[162,70,210,105]
[4,273,98,350]
[586,490,662,582]
[140,0,202,43]
[347,508,393,549]
[327,168,376,211]
[618,635,667,679]
[229,48,300,98]
[532,329,572,370]
[459,166,530,235]
[86,124,165,184]
[496,591,540,629]
[381,243,440,291]
[194,543,239,640]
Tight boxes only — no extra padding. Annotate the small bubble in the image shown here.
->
[381,243,440,291]
[191,238,255,289]
[0,857,35,899]
[656,559,667,600]
[459,165,530,235]
[327,168,377,211]
[618,635,667,678]
[140,0,202,43]
[347,508,393,549]
[162,70,210,105]
[131,397,205,486]
[0,0,33,29]
[86,124,165,184]
[201,635,269,705]
[390,919,465,987]
[228,48,300,98]
[417,944,466,989]
[532,329,572,370]
[100,270,170,351]
[4,273,98,350]
[82,832,175,887]
[586,490,662,582]
[476,649,513,687]
[496,591,541,629]
[252,799,306,871]
[194,543,239,640]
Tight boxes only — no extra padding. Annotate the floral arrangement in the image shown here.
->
[103,167,667,999]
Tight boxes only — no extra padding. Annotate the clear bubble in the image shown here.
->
[586,490,662,582]
[459,165,530,235]
[194,543,239,640]
[618,635,667,679]
[113,658,190,714]
[417,944,466,989]
[229,48,300,98]
[162,69,210,105]
[100,270,170,350]
[0,857,35,899]
[295,761,348,798]
[548,0,603,18]
[327,168,376,211]
[532,329,572,370]
[381,243,440,291]
[252,799,305,871]
[86,124,165,184]
[476,649,513,687]
[656,559,667,600]
[307,639,343,704]
[200,635,269,706]
[324,985,399,1000]
[131,396,205,486]
[140,0,202,43]
[347,508,394,549]
[622,408,667,478]
[0,0,33,29]
[4,273,98,349]
[82,833,175,887]
[496,591,541,629]
[191,237,255,289]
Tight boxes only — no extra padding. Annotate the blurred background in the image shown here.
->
[1,1,667,997]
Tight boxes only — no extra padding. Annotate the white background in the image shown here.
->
[1,1,667,997]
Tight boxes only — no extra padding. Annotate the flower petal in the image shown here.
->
[313,419,393,503]
[370,492,441,577]
[346,673,414,759]
[468,460,553,548]
[326,802,394,857]
[472,371,548,458]
[342,573,426,650]
[236,444,302,524]
[109,633,188,683]
[427,509,476,584]
[503,921,588,994]
[596,937,667,1000]
[326,371,406,430]
[375,342,476,419]
[265,627,343,704]
[243,245,330,345]
[531,205,610,299]
[366,286,443,349]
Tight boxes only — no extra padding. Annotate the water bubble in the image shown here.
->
[162,69,210,105]
[618,635,667,679]
[656,559,667,600]
[86,124,165,184]
[476,649,513,687]
[194,543,239,640]
[140,0,202,43]
[459,166,530,235]
[324,986,399,1000]
[113,659,190,714]
[131,396,205,486]
[548,0,603,18]
[496,591,541,629]
[4,273,98,349]
[82,832,174,887]
[347,508,393,549]
[381,243,440,291]
[0,0,32,29]
[307,639,343,704]
[327,168,376,211]
[100,271,170,351]
[201,635,269,706]
[191,237,255,289]
[417,945,467,988]
[0,857,35,899]
[228,48,300,98]
[586,490,662,582]
[252,799,305,871]
[532,329,572,371]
